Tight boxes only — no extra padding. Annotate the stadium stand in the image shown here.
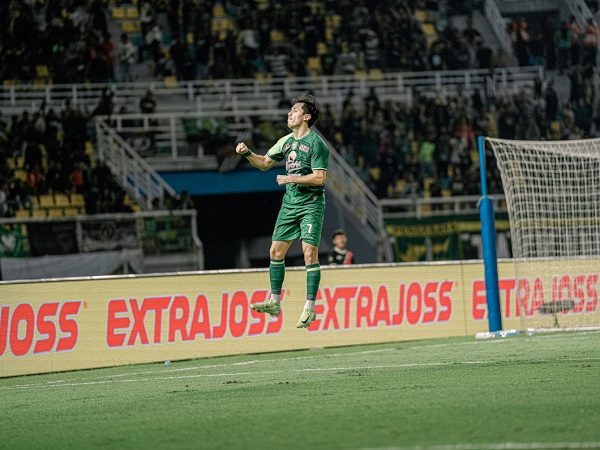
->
[0,0,599,215]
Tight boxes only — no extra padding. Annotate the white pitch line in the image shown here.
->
[0,361,490,390]
[0,348,397,389]
[6,356,599,391]
[359,442,600,450]
[2,332,599,390]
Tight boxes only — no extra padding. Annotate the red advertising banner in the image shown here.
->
[5,260,595,377]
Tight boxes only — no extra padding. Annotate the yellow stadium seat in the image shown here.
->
[415,10,427,22]
[32,209,47,218]
[70,193,85,207]
[39,194,55,208]
[368,68,383,79]
[54,194,70,208]
[15,209,30,218]
[3,79,16,86]
[112,7,125,19]
[36,65,49,77]
[125,7,139,19]
[16,156,24,168]
[163,76,179,88]
[270,30,284,43]
[421,23,436,37]
[14,169,27,182]
[48,208,63,218]
[213,4,225,17]
[121,21,141,33]
[63,207,79,217]
[5,157,15,169]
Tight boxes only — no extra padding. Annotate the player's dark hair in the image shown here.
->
[293,93,320,127]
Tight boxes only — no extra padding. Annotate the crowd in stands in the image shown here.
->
[0,99,136,217]
[1,0,600,216]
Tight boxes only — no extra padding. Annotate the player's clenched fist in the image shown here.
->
[236,142,248,155]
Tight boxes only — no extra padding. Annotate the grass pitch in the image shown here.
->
[2,331,600,450]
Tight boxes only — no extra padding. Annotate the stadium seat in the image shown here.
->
[14,169,27,182]
[307,57,322,76]
[70,193,85,208]
[85,141,95,156]
[15,209,30,218]
[164,76,179,88]
[39,194,55,208]
[112,7,125,19]
[32,209,47,218]
[63,207,79,217]
[36,65,49,78]
[125,7,139,19]
[16,156,25,168]
[414,10,427,22]
[48,208,63,217]
[54,194,70,208]
[270,30,284,43]
[5,157,15,169]
[368,68,383,79]
[122,21,141,33]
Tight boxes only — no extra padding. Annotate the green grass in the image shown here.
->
[2,331,600,450]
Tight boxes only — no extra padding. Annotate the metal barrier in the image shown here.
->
[0,67,544,114]
[380,194,507,220]
[96,119,177,208]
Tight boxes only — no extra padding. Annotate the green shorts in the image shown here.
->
[272,202,325,247]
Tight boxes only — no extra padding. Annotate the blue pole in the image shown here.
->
[478,136,503,332]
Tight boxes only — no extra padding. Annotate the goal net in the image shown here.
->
[487,137,600,331]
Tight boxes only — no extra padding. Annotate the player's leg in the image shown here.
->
[296,206,324,328]
[249,240,292,316]
[250,206,297,316]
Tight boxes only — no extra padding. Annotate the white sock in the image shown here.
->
[304,300,315,311]
[271,293,281,305]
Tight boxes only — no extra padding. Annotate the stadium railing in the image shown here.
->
[379,194,507,220]
[0,66,544,115]
[95,119,177,209]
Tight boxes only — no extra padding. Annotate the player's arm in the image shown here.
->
[276,170,327,186]
[235,142,278,171]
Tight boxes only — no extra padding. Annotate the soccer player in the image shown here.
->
[235,93,329,329]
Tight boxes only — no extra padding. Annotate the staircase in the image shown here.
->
[95,119,176,209]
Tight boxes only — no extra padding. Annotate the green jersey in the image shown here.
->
[267,130,329,206]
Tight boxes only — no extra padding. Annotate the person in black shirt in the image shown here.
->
[327,229,355,265]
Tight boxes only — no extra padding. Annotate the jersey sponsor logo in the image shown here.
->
[292,141,298,150]
[299,144,309,152]
[286,151,301,172]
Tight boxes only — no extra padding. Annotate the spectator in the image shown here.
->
[116,33,137,82]
[327,229,355,265]
[139,89,157,114]
[582,17,598,66]
[555,21,572,74]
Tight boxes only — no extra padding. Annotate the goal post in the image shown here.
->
[481,136,600,332]
[478,136,503,333]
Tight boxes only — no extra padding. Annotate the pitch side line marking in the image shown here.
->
[359,442,600,450]
[2,332,599,389]
[2,357,599,391]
